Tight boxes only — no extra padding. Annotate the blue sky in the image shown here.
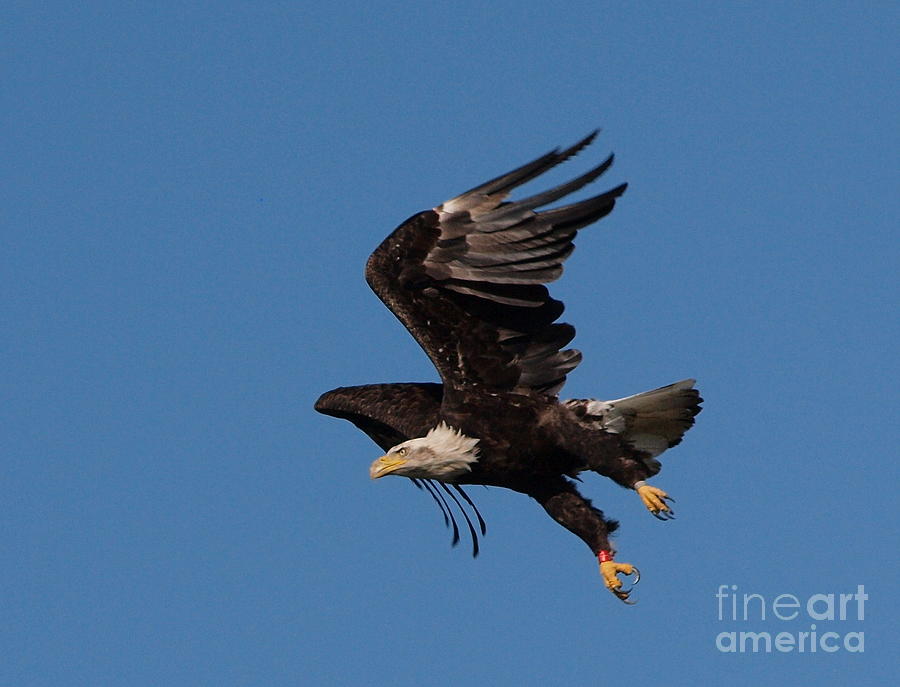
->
[3,2,897,685]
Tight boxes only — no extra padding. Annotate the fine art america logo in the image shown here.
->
[715,584,867,653]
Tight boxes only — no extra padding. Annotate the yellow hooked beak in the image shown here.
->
[369,455,408,479]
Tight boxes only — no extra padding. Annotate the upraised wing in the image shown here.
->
[365,132,626,396]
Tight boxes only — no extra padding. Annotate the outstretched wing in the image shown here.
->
[365,132,627,396]
[314,383,443,450]
[315,383,488,556]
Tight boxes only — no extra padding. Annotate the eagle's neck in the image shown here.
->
[415,422,480,479]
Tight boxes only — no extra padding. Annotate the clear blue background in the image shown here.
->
[4,2,897,685]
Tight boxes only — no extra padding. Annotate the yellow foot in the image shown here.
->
[636,483,675,520]
[599,560,640,604]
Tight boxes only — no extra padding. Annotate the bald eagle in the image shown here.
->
[315,132,701,602]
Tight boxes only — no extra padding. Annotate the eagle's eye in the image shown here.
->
[396,447,408,457]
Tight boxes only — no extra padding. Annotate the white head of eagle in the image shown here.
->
[369,422,480,480]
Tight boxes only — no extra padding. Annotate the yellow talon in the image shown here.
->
[637,484,673,517]
[599,560,640,603]
[599,561,634,590]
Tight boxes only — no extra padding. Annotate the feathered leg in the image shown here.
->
[563,380,701,519]
[553,409,677,520]
[526,477,639,603]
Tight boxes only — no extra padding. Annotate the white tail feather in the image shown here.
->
[565,379,702,463]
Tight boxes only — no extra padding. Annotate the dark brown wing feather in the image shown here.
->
[315,382,489,556]
[314,383,442,450]
[365,132,627,396]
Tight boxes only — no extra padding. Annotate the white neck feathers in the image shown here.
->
[396,422,480,480]
[425,422,480,459]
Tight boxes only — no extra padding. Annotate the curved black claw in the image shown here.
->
[613,588,637,604]
[618,566,641,594]
[629,566,641,587]
[652,509,675,521]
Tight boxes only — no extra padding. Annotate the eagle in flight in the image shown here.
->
[315,132,702,602]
